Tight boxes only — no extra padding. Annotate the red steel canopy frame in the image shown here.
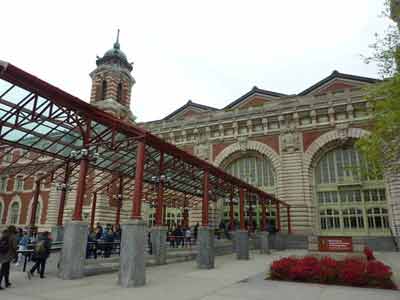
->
[0,61,291,232]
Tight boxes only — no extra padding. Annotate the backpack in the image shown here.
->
[34,240,46,255]
[0,236,8,254]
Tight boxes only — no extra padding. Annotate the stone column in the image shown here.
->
[151,226,167,265]
[197,227,215,269]
[58,221,88,279]
[274,233,287,250]
[235,230,249,260]
[119,219,146,287]
[51,225,64,242]
[259,231,270,254]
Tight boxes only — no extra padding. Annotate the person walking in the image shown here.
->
[15,231,29,266]
[27,231,52,279]
[184,227,192,248]
[0,226,18,289]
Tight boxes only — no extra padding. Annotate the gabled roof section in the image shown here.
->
[163,100,219,120]
[299,70,379,96]
[223,86,287,110]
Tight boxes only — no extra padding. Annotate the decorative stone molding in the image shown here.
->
[281,129,301,153]
[213,140,280,173]
[303,127,370,173]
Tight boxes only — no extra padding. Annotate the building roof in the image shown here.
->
[298,70,379,96]
[223,86,288,110]
[163,100,219,120]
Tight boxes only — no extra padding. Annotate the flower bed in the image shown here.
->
[268,248,397,290]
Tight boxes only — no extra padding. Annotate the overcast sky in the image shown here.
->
[1,0,393,122]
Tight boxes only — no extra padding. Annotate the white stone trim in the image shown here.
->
[213,140,280,171]
[303,127,370,172]
[7,196,22,225]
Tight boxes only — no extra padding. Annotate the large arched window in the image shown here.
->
[315,144,389,235]
[9,202,20,225]
[222,152,276,228]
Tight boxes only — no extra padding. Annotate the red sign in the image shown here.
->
[318,237,353,252]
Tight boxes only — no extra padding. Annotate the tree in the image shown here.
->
[356,0,400,175]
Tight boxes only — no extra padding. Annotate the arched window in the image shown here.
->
[315,144,389,235]
[225,153,275,188]
[0,176,7,192]
[9,202,20,225]
[117,82,123,103]
[367,207,389,229]
[101,80,107,100]
[34,202,41,224]
[222,152,276,228]
[15,176,24,192]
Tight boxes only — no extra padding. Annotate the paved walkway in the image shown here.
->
[2,250,399,300]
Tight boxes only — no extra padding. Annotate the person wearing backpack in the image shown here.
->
[0,226,18,290]
[27,231,52,279]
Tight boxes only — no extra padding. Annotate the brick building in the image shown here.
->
[0,37,399,247]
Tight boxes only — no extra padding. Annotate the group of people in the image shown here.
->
[86,223,122,259]
[0,225,52,290]
[166,223,198,248]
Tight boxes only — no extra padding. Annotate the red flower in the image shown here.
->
[338,258,367,286]
[364,246,375,261]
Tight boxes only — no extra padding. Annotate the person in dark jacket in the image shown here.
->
[0,226,18,289]
[27,231,52,279]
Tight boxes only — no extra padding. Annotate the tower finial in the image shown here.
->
[114,29,120,49]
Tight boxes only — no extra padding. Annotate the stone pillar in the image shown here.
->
[235,230,249,260]
[259,231,270,254]
[151,226,167,265]
[51,225,64,242]
[58,221,88,280]
[119,219,146,287]
[274,233,287,250]
[197,227,214,269]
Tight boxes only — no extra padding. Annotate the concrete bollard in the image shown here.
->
[235,230,249,260]
[151,226,167,265]
[259,231,270,254]
[119,219,146,287]
[196,227,215,269]
[58,221,88,279]
[51,225,64,242]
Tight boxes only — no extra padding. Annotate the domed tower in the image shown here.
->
[89,30,136,122]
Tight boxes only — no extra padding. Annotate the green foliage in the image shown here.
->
[356,0,400,175]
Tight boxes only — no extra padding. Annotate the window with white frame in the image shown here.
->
[222,153,276,227]
[367,207,389,229]
[15,176,24,192]
[315,144,389,235]
[9,202,19,224]
[0,177,7,193]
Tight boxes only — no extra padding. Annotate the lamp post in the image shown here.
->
[151,174,170,226]
[70,148,99,221]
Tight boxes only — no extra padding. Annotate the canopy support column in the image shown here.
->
[57,162,70,226]
[30,180,41,227]
[155,152,164,226]
[276,202,281,232]
[119,141,146,287]
[90,192,97,229]
[116,176,123,225]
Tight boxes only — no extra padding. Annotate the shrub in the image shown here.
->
[363,246,375,261]
[268,255,397,290]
